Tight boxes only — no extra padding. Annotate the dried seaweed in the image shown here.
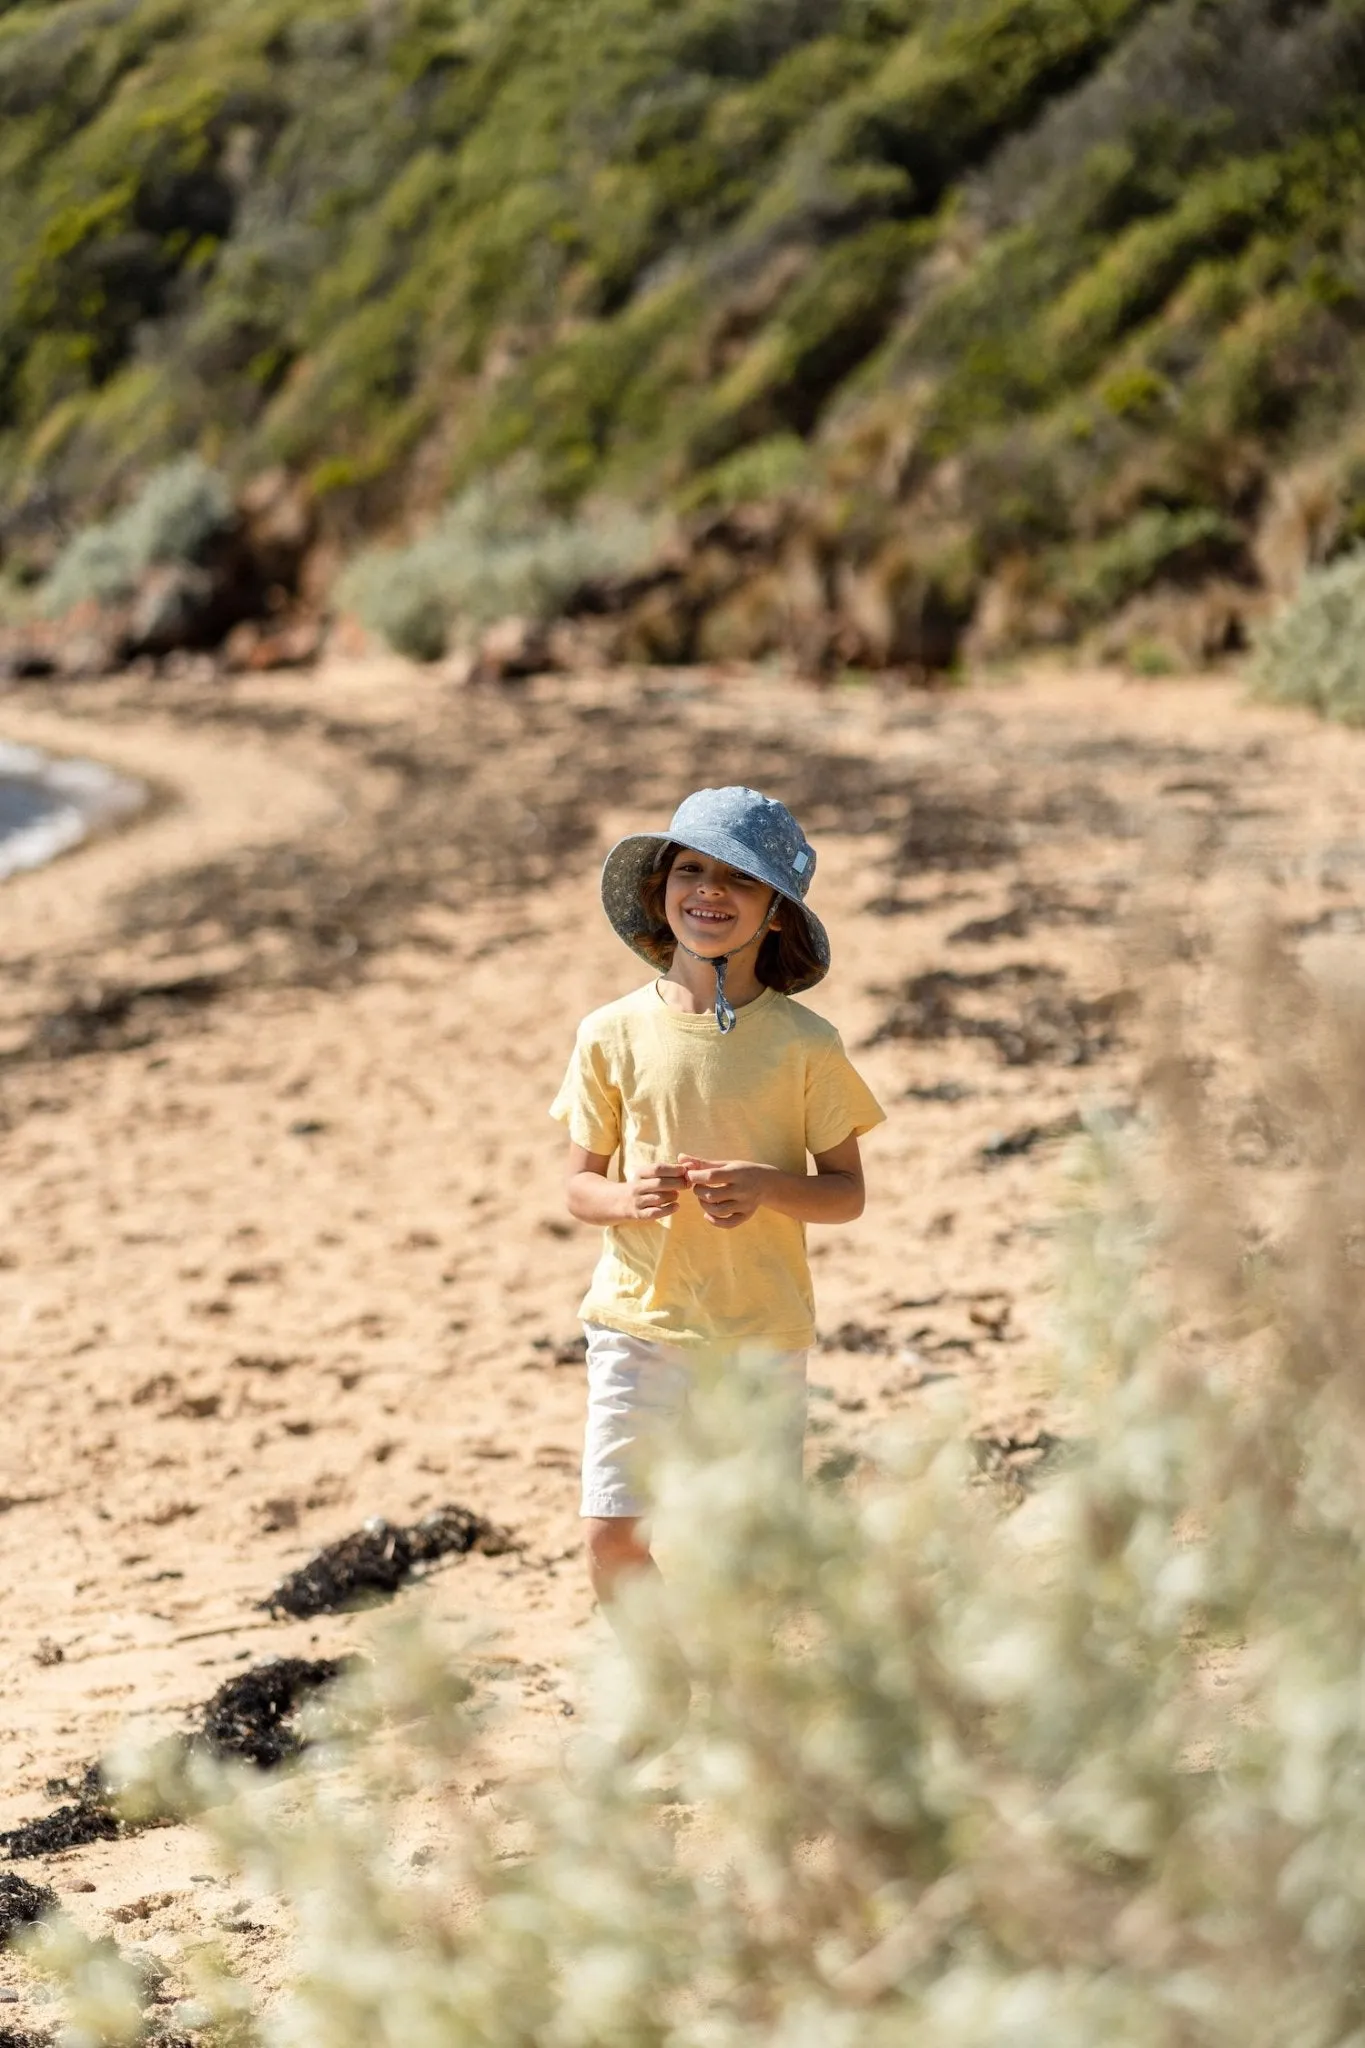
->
[0,1870,56,1943]
[978,1112,1083,1167]
[262,1504,514,1620]
[3,1660,353,1860]
[889,786,1016,875]
[193,1656,352,1769]
[0,1766,123,1859]
[872,965,1132,1066]
[27,976,226,1060]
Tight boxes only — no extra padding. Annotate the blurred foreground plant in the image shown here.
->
[37,918,1365,2044]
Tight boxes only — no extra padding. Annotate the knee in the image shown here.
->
[585,1516,647,1571]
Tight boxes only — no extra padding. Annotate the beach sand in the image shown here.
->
[0,656,1360,2020]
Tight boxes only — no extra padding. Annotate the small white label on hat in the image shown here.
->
[792,849,810,873]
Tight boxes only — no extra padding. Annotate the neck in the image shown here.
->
[658,944,765,1016]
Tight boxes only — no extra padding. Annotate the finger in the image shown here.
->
[688,1168,732,1189]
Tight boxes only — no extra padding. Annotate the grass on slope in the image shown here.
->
[3,0,1365,661]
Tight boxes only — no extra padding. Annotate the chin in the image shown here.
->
[678,921,741,951]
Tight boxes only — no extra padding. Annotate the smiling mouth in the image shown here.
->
[683,907,735,927]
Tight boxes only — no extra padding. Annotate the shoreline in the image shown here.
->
[0,739,148,881]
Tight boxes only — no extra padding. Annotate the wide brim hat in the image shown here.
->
[600,785,830,992]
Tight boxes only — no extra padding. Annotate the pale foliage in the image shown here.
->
[41,458,233,617]
[338,476,659,663]
[1251,544,1365,722]
[31,922,1365,2045]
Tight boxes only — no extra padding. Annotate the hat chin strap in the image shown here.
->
[672,910,774,1033]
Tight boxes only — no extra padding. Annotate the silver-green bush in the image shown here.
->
[338,476,659,663]
[41,457,233,617]
[32,922,1365,2047]
[1250,544,1365,722]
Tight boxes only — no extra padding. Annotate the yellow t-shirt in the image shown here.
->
[550,982,886,1351]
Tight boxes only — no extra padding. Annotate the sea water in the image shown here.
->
[0,742,147,880]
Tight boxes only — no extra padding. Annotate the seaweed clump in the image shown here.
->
[262,1505,514,1620]
[0,1660,353,1861]
[193,1657,353,1770]
[0,1869,57,1943]
[0,1766,124,1860]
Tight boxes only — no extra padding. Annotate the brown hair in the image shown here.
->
[635,841,824,994]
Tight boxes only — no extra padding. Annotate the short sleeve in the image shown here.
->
[805,1032,887,1156]
[549,1021,622,1157]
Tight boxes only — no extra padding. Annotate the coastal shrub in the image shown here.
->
[1059,504,1243,620]
[1251,546,1365,723]
[972,0,1365,233]
[338,478,659,661]
[34,919,1365,2047]
[1042,153,1283,376]
[828,0,1150,208]
[677,432,814,512]
[40,455,232,615]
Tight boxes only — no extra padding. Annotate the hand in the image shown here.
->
[622,1162,687,1221]
[678,1155,772,1229]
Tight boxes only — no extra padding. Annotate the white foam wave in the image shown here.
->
[0,741,148,881]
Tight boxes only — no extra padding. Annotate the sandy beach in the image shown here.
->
[0,654,1361,2022]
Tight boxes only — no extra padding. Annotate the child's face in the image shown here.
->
[664,848,776,958]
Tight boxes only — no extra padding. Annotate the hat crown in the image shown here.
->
[668,786,815,899]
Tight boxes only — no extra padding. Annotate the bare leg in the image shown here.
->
[584,1515,657,1609]
[583,1516,689,1756]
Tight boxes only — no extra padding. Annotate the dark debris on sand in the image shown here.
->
[531,1333,588,1367]
[262,1503,514,1619]
[870,965,1133,1067]
[2,1660,352,1860]
[193,1656,353,1769]
[0,2028,54,2048]
[947,882,1116,948]
[0,1765,124,1860]
[820,1321,893,1354]
[977,1112,1084,1168]
[24,975,227,1061]
[888,783,1017,875]
[970,1431,1069,1494]
[0,1870,56,1943]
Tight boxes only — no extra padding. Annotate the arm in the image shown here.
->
[564,1143,688,1226]
[679,1132,865,1230]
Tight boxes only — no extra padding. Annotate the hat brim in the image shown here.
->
[600,831,830,993]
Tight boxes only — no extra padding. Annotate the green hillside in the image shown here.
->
[3,0,1365,669]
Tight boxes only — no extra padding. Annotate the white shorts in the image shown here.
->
[580,1321,808,1520]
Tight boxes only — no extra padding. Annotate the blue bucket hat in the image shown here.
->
[600,786,830,1031]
